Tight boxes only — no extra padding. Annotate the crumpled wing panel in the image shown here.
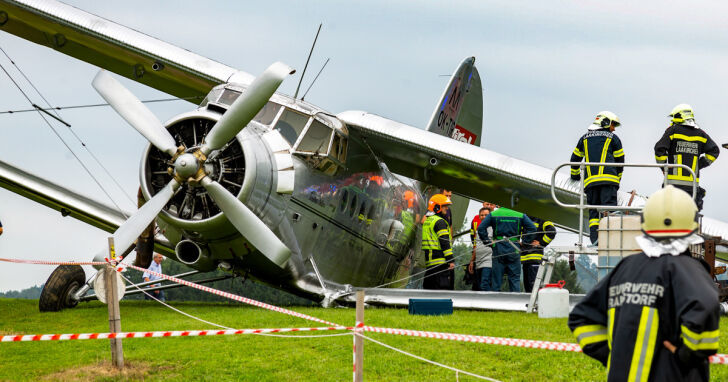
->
[0,0,251,100]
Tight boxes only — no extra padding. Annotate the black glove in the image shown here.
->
[676,343,711,368]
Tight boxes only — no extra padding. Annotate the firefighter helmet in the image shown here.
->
[428,194,452,213]
[669,103,694,124]
[592,111,621,128]
[641,185,698,239]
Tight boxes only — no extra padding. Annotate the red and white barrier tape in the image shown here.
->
[0,257,106,266]
[361,326,728,365]
[124,263,337,326]
[363,326,581,351]
[0,256,337,326]
[0,326,353,342]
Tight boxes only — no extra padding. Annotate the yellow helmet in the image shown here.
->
[669,103,694,124]
[641,185,698,239]
[592,111,621,128]
[428,194,452,213]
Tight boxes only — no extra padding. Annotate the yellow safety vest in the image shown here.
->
[422,215,452,266]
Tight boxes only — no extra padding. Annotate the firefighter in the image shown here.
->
[568,186,719,381]
[570,111,625,244]
[422,194,455,290]
[521,216,556,293]
[654,104,720,211]
[477,207,537,292]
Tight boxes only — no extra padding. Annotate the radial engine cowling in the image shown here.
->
[139,110,276,244]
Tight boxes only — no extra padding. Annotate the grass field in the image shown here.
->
[1,298,727,381]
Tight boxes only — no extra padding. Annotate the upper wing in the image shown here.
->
[339,110,728,241]
[0,0,252,100]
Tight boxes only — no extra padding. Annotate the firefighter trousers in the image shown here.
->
[585,185,618,244]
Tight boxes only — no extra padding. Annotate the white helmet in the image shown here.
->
[592,111,621,129]
[669,104,695,124]
[641,186,698,239]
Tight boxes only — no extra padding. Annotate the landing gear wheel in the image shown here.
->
[39,265,86,312]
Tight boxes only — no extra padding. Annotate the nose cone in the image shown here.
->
[174,153,199,179]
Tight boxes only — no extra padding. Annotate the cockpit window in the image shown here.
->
[198,87,224,108]
[218,89,241,106]
[274,108,310,145]
[296,118,333,153]
[253,102,282,126]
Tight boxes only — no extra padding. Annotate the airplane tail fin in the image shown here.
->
[424,57,484,235]
[425,56,483,146]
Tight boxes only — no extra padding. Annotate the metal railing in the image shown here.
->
[550,162,697,248]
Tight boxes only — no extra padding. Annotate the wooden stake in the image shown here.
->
[354,290,364,382]
[106,237,124,369]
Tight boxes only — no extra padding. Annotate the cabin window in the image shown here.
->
[358,202,368,224]
[349,194,358,218]
[253,102,282,126]
[296,118,333,154]
[339,189,349,212]
[274,108,310,145]
[367,202,377,222]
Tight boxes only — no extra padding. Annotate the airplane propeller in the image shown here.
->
[92,71,179,156]
[92,63,295,268]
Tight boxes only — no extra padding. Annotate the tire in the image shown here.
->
[39,265,86,312]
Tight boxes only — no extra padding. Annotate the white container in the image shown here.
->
[597,214,642,280]
[538,283,570,318]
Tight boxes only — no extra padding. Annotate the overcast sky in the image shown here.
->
[1,1,727,291]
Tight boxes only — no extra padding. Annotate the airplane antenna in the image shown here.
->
[294,23,322,99]
[301,58,330,101]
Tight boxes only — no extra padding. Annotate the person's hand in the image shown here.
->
[468,262,474,274]
[531,240,539,246]
[663,340,677,353]
[448,263,455,269]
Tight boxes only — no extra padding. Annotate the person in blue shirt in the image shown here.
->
[477,207,537,292]
[142,253,165,301]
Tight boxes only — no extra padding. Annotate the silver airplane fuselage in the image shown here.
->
[144,83,424,301]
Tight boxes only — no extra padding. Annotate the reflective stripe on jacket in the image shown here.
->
[654,124,719,186]
[422,214,452,267]
[570,128,625,188]
[521,218,556,262]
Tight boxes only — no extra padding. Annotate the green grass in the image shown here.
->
[1,298,727,381]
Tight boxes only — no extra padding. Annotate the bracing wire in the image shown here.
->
[0,47,200,208]
[0,59,130,218]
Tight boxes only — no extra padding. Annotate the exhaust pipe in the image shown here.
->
[175,240,215,271]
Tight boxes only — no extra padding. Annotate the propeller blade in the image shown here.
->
[201,62,294,155]
[112,179,180,257]
[92,70,178,156]
[201,177,291,267]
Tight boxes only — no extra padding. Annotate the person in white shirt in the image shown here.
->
[142,253,165,301]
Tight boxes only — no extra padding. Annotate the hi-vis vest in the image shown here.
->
[654,124,720,187]
[422,214,452,267]
[570,129,625,188]
[521,219,556,262]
